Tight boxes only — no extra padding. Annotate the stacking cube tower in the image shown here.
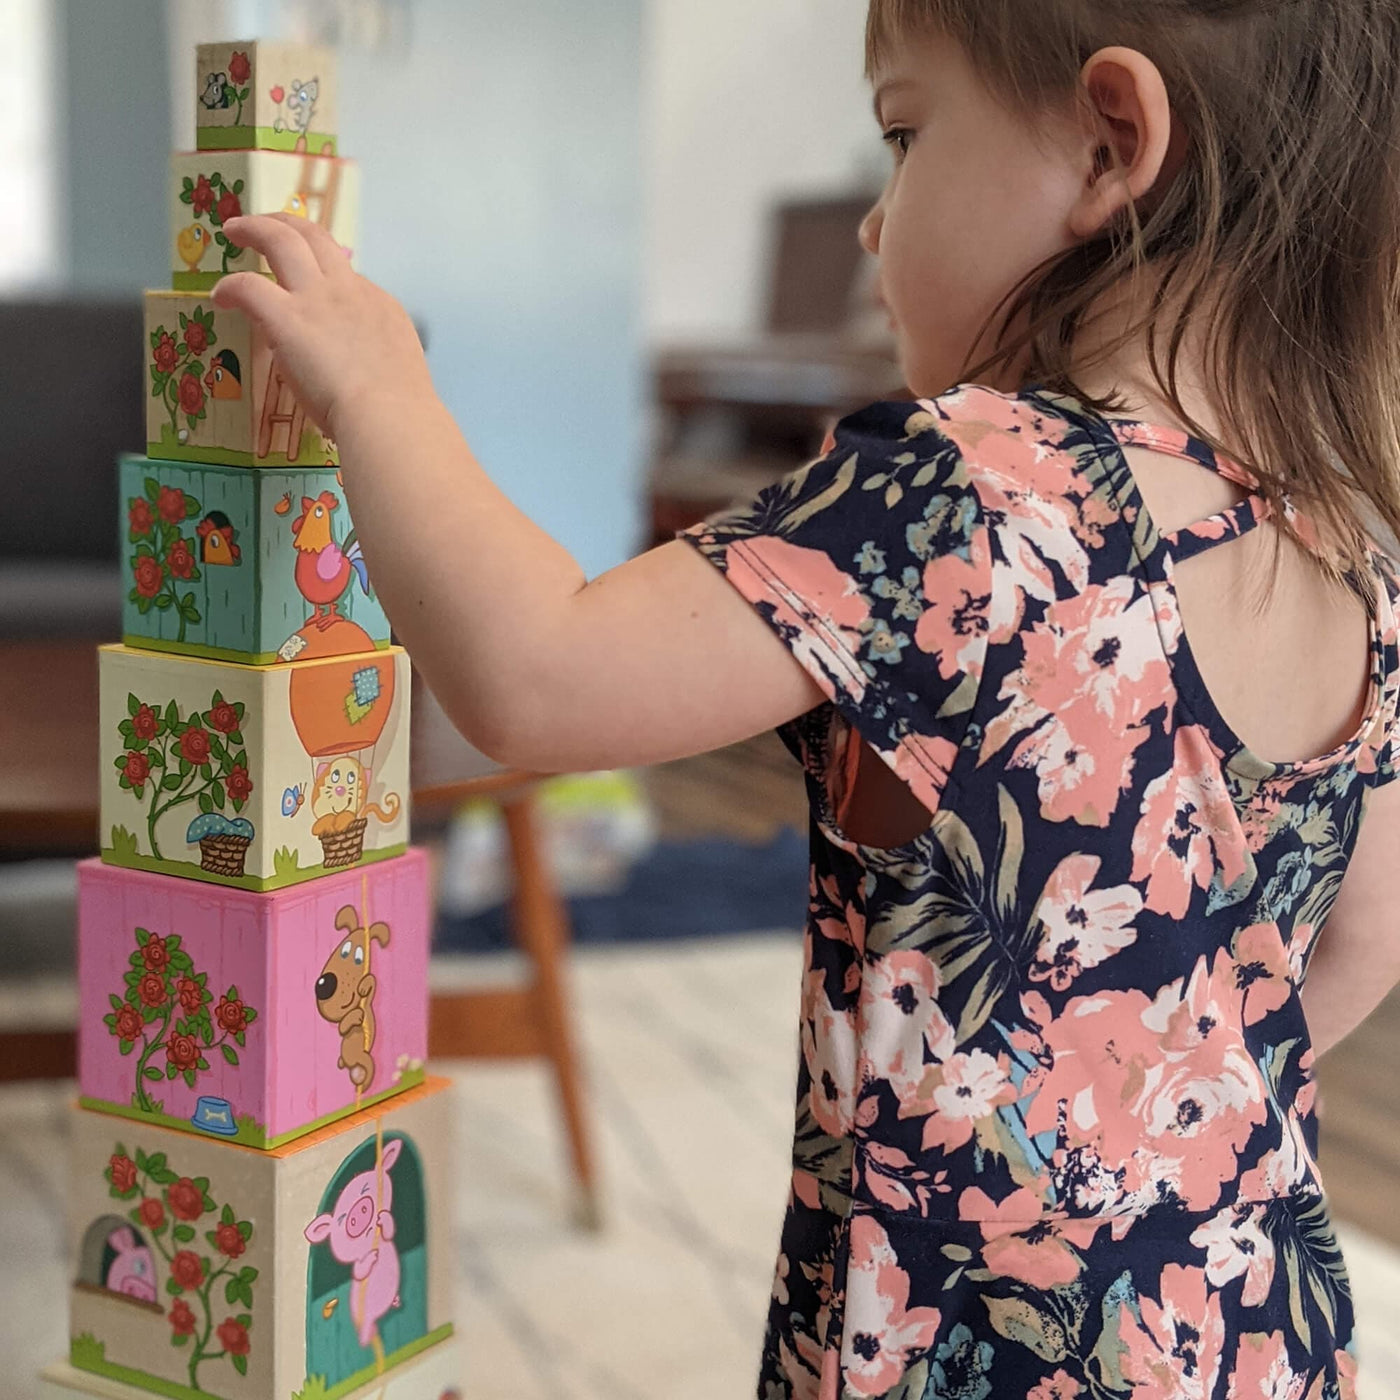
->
[44,39,463,1400]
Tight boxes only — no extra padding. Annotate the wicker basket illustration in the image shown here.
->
[198,833,252,877]
[318,817,367,869]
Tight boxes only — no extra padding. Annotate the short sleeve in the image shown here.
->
[678,399,995,818]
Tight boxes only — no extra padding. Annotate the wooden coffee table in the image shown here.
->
[0,638,602,1230]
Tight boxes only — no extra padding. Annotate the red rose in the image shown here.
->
[215,190,242,226]
[214,1221,246,1259]
[109,1154,137,1194]
[141,932,171,972]
[138,1196,165,1230]
[133,555,164,600]
[129,499,154,536]
[225,765,253,804]
[121,751,151,789]
[179,726,211,766]
[176,976,203,1014]
[214,995,247,1035]
[183,319,208,355]
[137,971,168,1009]
[169,1299,197,1336]
[228,51,250,85]
[157,485,187,524]
[132,704,159,741]
[216,1317,250,1357]
[112,1002,144,1042]
[166,1032,199,1073]
[177,372,205,418]
[170,1250,204,1290]
[166,1177,205,1222]
[153,333,178,375]
[167,539,195,580]
[190,175,214,217]
[208,701,239,734]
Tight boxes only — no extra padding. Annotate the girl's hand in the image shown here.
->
[210,213,435,441]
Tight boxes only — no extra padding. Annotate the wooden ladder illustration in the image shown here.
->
[256,150,344,460]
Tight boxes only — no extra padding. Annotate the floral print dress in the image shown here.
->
[679,385,1400,1400]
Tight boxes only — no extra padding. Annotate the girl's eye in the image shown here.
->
[882,127,913,161]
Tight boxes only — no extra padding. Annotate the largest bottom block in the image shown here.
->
[67,1077,457,1400]
[41,1334,464,1400]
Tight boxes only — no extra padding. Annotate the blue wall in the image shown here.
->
[59,0,170,292]
[57,0,646,578]
[246,0,647,578]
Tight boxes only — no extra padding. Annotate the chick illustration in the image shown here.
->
[274,492,294,516]
[177,224,212,272]
[196,511,241,566]
[283,192,310,218]
[203,348,243,400]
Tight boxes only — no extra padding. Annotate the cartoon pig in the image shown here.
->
[304,1137,403,1348]
[105,1226,157,1303]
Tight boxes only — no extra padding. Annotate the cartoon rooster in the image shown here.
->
[291,491,371,630]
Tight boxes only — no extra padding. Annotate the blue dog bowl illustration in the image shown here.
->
[191,1096,239,1136]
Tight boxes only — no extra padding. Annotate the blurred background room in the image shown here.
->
[1,1,1397,1397]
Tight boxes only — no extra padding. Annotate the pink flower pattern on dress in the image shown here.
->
[681,386,1392,1400]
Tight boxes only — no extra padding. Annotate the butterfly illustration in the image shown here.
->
[281,784,306,817]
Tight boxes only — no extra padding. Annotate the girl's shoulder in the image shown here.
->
[826,381,1098,502]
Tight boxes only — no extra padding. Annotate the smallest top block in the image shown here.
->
[196,41,337,155]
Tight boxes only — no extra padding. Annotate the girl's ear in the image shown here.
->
[1068,45,1176,240]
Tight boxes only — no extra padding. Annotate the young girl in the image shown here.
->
[214,2,1400,1395]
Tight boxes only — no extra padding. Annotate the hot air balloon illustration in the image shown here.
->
[285,620,402,869]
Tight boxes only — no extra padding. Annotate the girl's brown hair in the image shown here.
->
[866,0,1400,614]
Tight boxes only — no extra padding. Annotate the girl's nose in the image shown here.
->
[858,200,883,257]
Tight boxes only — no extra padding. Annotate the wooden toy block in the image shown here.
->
[145,291,336,467]
[42,1335,463,1400]
[66,1077,457,1400]
[196,41,338,155]
[77,851,430,1150]
[119,455,390,665]
[170,149,359,292]
[99,642,410,892]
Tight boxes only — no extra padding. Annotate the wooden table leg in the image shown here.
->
[499,792,603,1231]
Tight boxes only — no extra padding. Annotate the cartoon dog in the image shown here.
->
[315,905,391,1090]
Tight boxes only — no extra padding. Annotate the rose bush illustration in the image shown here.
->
[114,689,253,861]
[149,306,217,440]
[102,925,258,1111]
[128,477,204,642]
[179,170,246,274]
[103,1144,257,1386]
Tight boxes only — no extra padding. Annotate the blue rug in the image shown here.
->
[433,827,810,951]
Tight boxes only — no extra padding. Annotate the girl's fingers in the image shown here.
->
[268,211,353,277]
[220,214,322,291]
[210,270,293,329]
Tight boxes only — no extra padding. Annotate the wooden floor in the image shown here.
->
[640,732,1400,1247]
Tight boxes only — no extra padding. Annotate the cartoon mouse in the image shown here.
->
[315,905,390,1089]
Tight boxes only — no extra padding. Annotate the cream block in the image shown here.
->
[99,642,410,892]
[64,1079,457,1400]
[196,41,338,155]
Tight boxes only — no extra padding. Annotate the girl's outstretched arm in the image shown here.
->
[212,213,827,772]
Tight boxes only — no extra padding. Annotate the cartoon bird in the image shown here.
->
[291,491,372,630]
[177,224,213,272]
[196,511,241,565]
[274,492,294,516]
[283,192,310,218]
[203,349,243,400]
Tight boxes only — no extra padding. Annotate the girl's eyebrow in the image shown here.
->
[872,78,919,123]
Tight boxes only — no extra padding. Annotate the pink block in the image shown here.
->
[78,849,429,1150]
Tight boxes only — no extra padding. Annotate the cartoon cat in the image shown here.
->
[309,755,401,837]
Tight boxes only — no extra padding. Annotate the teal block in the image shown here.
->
[119,455,391,665]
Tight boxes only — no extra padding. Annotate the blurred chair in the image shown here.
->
[647,192,909,547]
